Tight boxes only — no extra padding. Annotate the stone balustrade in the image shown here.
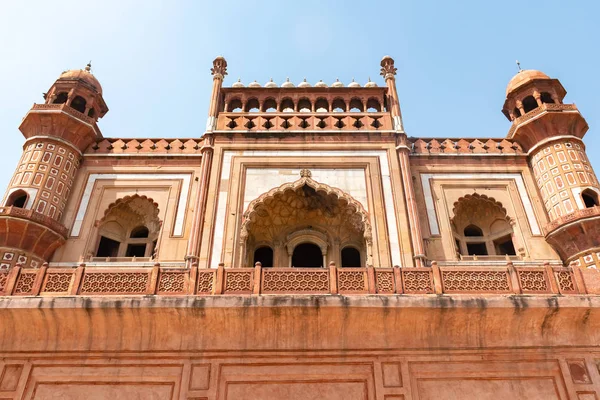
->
[409,138,524,155]
[507,103,579,137]
[87,138,205,154]
[544,206,600,235]
[216,112,392,132]
[0,262,582,297]
[31,103,97,126]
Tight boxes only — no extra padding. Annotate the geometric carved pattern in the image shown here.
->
[0,271,7,292]
[196,270,215,294]
[80,272,149,294]
[375,270,395,293]
[517,270,549,292]
[442,270,510,292]
[337,270,366,292]
[157,271,186,293]
[42,272,73,293]
[262,269,329,293]
[555,270,576,292]
[13,271,37,295]
[224,270,253,293]
[402,270,433,293]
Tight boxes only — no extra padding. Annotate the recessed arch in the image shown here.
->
[262,98,277,112]
[53,92,68,104]
[70,95,87,113]
[349,97,364,112]
[582,189,599,208]
[244,98,260,112]
[341,246,361,267]
[366,98,382,112]
[522,95,538,113]
[253,245,273,268]
[227,98,243,112]
[5,189,28,209]
[298,98,311,112]
[332,97,346,112]
[315,98,329,112]
[279,97,294,112]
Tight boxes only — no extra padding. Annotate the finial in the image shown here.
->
[286,77,290,82]
[368,77,371,82]
[85,61,92,72]
[380,56,397,79]
[211,56,228,78]
[352,77,355,82]
[516,60,522,72]
[300,169,312,178]
[269,77,273,82]
[303,78,307,82]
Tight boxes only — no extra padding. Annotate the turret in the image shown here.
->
[503,68,600,268]
[0,64,108,270]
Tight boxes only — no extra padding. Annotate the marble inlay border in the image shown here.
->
[71,173,191,237]
[211,150,400,267]
[420,173,541,236]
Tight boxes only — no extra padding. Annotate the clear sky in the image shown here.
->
[0,1,599,192]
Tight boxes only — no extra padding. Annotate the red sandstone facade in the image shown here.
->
[0,57,600,399]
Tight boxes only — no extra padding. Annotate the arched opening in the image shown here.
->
[298,98,311,112]
[540,92,555,104]
[582,189,599,208]
[227,98,243,112]
[292,243,322,267]
[522,96,538,113]
[341,247,361,267]
[6,190,28,208]
[87,108,96,118]
[244,98,260,112]
[253,246,273,268]
[366,98,381,112]
[93,195,161,261]
[53,92,68,104]
[513,107,522,118]
[70,96,87,113]
[332,98,346,112]
[130,225,149,238]
[452,194,516,258]
[349,98,364,112]
[464,225,483,237]
[279,97,294,112]
[262,98,277,112]
[315,98,329,113]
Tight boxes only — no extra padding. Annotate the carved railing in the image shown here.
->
[31,103,97,126]
[409,138,524,155]
[508,103,579,136]
[0,262,584,297]
[0,206,68,237]
[545,206,600,235]
[87,138,205,155]
[215,112,393,132]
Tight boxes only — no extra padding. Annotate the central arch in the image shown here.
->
[239,170,373,268]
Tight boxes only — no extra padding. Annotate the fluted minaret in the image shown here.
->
[502,68,600,268]
[0,64,108,270]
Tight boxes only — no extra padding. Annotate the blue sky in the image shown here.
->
[0,1,599,191]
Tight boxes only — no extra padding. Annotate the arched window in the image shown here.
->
[522,96,538,113]
[315,98,329,112]
[452,194,516,258]
[341,247,361,267]
[6,190,28,208]
[262,98,277,112]
[292,243,323,267]
[93,195,161,261]
[332,98,346,112]
[366,98,381,112]
[88,108,96,118]
[582,189,599,208]
[298,98,311,112]
[53,92,68,104]
[244,98,260,112]
[253,246,273,268]
[227,98,243,112]
[70,96,87,113]
[513,107,521,118]
[279,97,294,112]
[540,92,555,104]
[349,98,364,112]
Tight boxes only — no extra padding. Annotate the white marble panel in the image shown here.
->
[71,173,191,237]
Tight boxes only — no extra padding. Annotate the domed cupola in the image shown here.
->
[45,63,108,122]
[502,67,566,122]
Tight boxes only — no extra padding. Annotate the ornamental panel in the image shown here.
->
[262,269,329,293]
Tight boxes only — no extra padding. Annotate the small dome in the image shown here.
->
[315,80,328,88]
[265,78,278,88]
[506,69,551,96]
[298,78,311,88]
[331,78,344,88]
[348,78,360,88]
[232,78,244,88]
[58,63,102,94]
[364,78,378,88]
[281,77,294,88]
[248,80,261,88]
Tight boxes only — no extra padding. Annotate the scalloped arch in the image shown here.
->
[451,193,511,224]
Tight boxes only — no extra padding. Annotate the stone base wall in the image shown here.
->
[1,349,599,399]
